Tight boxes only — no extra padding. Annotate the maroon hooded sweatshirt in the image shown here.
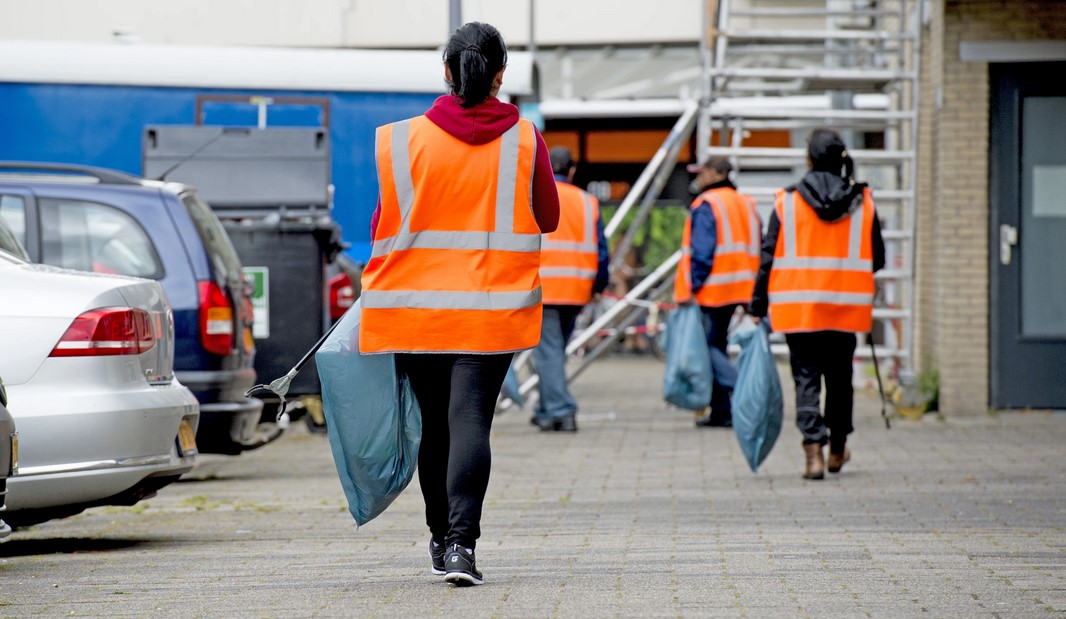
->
[370,95,560,237]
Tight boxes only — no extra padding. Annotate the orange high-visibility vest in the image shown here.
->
[674,188,761,307]
[359,116,542,354]
[768,188,875,334]
[540,182,600,305]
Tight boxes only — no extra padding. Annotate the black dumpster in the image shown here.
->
[143,125,343,402]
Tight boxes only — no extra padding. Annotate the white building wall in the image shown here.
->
[0,0,703,48]
[0,0,353,47]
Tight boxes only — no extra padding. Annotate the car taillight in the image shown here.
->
[50,307,156,357]
[198,280,234,356]
[329,273,355,321]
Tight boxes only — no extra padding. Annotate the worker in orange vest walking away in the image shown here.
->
[749,128,886,480]
[531,147,610,433]
[360,22,560,585]
[675,156,761,428]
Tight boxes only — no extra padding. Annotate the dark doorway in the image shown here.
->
[989,62,1066,409]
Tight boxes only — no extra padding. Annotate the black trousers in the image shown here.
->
[396,352,513,550]
[701,304,738,417]
[784,331,856,450]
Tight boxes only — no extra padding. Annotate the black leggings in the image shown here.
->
[396,352,513,550]
[784,331,856,450]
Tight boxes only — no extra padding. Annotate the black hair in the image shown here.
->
[807,128,854,180]
[443,22,508,108]
[549,147,575,175]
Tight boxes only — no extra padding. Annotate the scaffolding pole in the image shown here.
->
[497,250,682,412]
[604,102,698,242]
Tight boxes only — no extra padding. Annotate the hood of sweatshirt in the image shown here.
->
[790,171,867,222]
[425,94,519,145]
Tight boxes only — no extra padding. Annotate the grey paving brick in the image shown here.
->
[1,356,1063,618]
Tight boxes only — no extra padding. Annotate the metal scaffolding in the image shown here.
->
[501,0,924,412]
[698,0,923,372]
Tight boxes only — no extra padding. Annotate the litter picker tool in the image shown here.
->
[245,318,344,419]
[867,332,891,429]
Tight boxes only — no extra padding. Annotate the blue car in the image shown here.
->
[0,161,277,455]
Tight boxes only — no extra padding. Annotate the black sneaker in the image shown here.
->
[443,544,483,586]
[555,415,577,432]
[695,412,732,428]
[532,416,556,432]
[535,415,578,432]
[429,540,446,575]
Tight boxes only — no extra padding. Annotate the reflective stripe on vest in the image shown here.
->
[361,288,543,310]
[540,183,599,305]
[767,189,875,333]
[360,116,542,353]
[540,267,598,279]
[674,188,761,307]
[371,230,540,258]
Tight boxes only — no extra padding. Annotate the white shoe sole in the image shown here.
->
[444,571,484,586]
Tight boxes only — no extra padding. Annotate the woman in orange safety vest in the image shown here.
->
[360,22,560,586]
[750,129,885,481]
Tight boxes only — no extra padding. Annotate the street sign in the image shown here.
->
[243,266,270,339]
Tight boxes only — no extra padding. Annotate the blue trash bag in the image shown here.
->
[662,304,713,410]
[315,299,422,526]
[730,322,784,472]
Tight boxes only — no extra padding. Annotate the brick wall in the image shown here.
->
[920,0,1066,414]
[914,1,942,395]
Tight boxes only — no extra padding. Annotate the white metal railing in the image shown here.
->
[498,103,697,412]
[695,0,922,377]
[499,1,923,413]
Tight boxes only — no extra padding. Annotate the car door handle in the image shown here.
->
[999,224,1018,266]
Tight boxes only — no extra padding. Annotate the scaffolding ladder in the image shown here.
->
[499,0,925,411]
[698,0,923,377]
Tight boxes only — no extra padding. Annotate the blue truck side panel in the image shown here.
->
[0,82,438,261]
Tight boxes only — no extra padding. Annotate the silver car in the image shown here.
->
[0,377,16,540]
[0,248,199,527]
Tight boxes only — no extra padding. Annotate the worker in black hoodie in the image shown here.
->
[749,128,885,480]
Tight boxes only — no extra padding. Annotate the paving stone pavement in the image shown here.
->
[1,356,1064,618]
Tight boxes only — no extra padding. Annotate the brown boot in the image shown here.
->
[802,443,825,480]
[827,448,851,474]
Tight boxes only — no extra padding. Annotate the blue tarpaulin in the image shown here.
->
[730,322,783,472]
[315,300,422,526]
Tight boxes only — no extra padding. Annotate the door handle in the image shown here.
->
[999,224,1018,265]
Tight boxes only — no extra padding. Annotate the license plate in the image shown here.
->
[177,419,198,456]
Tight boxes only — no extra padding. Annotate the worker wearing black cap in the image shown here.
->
[675,156,762,428]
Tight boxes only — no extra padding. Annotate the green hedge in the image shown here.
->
[600,203,689,272]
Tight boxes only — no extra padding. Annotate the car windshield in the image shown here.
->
[181,192,243,281]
